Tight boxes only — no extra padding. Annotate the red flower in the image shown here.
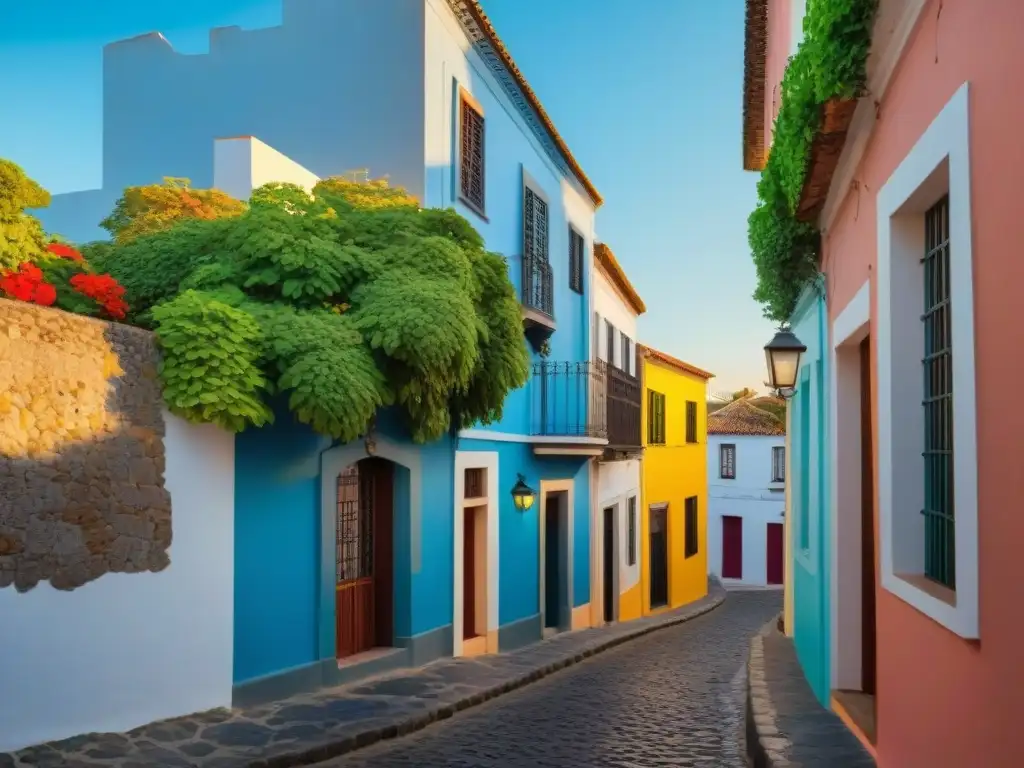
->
[46,242,84,262]
[0,262,59,306]
[70,272,130,320]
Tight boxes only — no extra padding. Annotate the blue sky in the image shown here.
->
[0,0,772,394]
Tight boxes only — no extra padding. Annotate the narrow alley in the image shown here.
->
[317,592,781,768]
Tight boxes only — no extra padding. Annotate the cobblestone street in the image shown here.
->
[318,591,781,768]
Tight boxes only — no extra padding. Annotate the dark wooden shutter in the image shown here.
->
[684,496,699,558]
[606,321,616,368]
[627,497,637,565]
[686,401,697,443]
[459,100,485,213]
[569,228,583,294]
[621,335,632,376]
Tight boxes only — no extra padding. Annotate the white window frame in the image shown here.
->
[771,445,786,483]
[876,82,978,639]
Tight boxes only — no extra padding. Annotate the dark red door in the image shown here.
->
[766,522,784,585]
[463,507,477,639]
[722,515,743,579]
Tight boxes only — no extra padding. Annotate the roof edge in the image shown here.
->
[594,243,646,315]
[640,344,715,380]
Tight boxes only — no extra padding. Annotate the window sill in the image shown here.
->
[883,570,977,639]
[458,195,488,223]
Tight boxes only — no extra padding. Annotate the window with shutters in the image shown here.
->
[627,496,637,566]
[772,446,785,482]
[606,321,616,368]
[720,444,736,479]
[647,390,666,445]
[458,90,485,217]
[621,334,632,376]
[684,496,699,558]
[685,401,698,443]
[568,226,584,294]
[522,181,552,316]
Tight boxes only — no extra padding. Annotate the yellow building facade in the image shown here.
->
[638,347,714,613]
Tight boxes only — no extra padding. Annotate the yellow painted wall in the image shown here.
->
[640,359,709,614]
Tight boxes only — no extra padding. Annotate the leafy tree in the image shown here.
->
[0,159,51,271]
[100,177,247,244]
[100,176,530,443]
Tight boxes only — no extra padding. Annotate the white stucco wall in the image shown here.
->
[593,268,639,376]
[595,459,641,595]
[707,434,786,586]
[0,413,235,752]
[213,136,320,201]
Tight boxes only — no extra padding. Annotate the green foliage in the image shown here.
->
[101,177,247,244]
[101,178,530,443]
[0,159,50,271]
[749,0,877,321]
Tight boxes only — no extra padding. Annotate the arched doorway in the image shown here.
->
[334,458,394,659]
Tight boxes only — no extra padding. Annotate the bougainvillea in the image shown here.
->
[97,177,530,443]
[45,242,85,262]
[69,273,130,320]
[0,263,57,306]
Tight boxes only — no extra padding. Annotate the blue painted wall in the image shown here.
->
[233,405,455,685]
[789,280,831,705]
[457,437,591,626]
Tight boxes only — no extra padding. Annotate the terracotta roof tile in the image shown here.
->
[742,0,769,171]
[708,397,785,436]
[640,345,714,380]
[594,243,646,315]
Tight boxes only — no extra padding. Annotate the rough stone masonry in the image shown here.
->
[0,299,171,592]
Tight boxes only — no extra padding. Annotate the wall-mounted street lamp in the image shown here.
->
[764,326,807,398]
[511,474,536,512]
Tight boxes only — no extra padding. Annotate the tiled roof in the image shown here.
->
[742,0,769,171]
[451,1,603,207]
[640,345,714,380]
[594,243,646,315]
[708,397,785,436]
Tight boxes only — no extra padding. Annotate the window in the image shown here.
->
[798,368,811,551]
[719,444,736,479]
[627,496,637,566]
[606,321,616,367]
[522,181,552,315]
[684,496,699,558]
[685,401,698,443]
[464,467,485,498]
[458,91,485,215]
[877,83,977,638]
[568,227,584,294]
[524,186,549,263]
[922,196,954,588]
[647,390,666,445]
[772,446,785,482]
[621,334,632,375]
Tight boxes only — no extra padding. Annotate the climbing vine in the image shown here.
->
[748,0,878,321]
[96,177,530,444]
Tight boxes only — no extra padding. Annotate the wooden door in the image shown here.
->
[722,515,743,579]
[463,507,477,639]
[649,505,669,608]
[603,507,615,623]
[544,495,561,629]
[860,337,877,696]
[766,522,784,585]
[335,459,393,659]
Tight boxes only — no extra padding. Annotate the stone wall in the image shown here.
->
[0,299,171,591]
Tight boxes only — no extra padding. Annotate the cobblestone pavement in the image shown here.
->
[317,591,782,768]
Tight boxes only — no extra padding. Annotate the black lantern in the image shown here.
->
[764,326,807,393]
[511,474,536,512]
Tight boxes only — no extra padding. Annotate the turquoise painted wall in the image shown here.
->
[233,406,455,685]
[457,438,591,627]
[789,282,832,706]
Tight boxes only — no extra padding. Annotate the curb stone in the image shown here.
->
[2,582,727,768]
[262,583,729,768]
[746,616,787,768]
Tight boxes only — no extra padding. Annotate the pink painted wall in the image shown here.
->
[764,0,791,149]
[824,1,1024,765]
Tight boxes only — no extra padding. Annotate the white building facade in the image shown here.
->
[706,399,786,588]
[590,243,645,623]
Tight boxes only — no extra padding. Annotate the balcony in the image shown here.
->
[521,254,555,346]
[604,362,642,454]
[529,360,607,457]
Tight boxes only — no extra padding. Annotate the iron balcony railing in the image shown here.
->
[604,362,642,448]
[531,360,607,439]
[522,254,554,318]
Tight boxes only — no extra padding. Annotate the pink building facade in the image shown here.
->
[745,1,1024,765]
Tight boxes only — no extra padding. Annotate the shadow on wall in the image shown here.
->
[0,302,172,592]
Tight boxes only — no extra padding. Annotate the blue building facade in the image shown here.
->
[788,277,832,706]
